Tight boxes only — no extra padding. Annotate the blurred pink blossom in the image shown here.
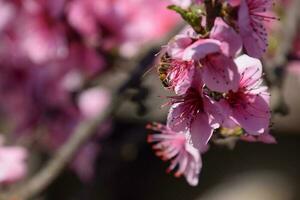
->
[0,0,16,32]
[67,0,180,57]
[78,87,111,119]
[0,136,28,184]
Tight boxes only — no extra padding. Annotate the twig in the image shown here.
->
[0,95,121,200]
[0,23,184,200]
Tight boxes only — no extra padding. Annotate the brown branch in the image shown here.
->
[0,97,118,200]
[0,24,184,200]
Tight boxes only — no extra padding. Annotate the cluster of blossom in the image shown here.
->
[148,0,277,186]
[0,0,179,184]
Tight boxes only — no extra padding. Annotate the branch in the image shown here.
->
[0,24,184,200]
[0,97,117,200]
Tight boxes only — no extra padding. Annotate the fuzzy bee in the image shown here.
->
[157,54,171,87]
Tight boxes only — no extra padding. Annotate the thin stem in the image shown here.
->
[204,0,222,31]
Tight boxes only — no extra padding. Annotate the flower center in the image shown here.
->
[226,89,247,108]
[167,60,193,87]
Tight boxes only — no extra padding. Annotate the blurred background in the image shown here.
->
[0,0,300,199]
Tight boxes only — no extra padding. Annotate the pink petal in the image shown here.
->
[182,39,221,61]
[235,54,263,88]
[190,112,214,151]
[210,17,242,57]
[240,135,257,142]
[237,0,251,34]
[67,0,99,39]
[203,97,224,128]
[222,118,239,129]
[241,33,266,58]
[0,1,16,32]
[201,54,240,92]
[232,95,270,135]
[21,18,68,64]
[184,144,202,186]
[78,87,111,119]
[167,103,190,132]
[257,132,277,144]
[227,0,241,7]
[0,146,28,184]
[167,35,193,59]
[173,65,195,95]
[209,99,235,127]
[238,0,268,58]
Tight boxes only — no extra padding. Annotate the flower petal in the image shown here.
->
[184,144,202,186]
[238,0,268,58]
[201,54,240,92]
[211,17,242,57]
[182,39,221,61]
[232,94,270,135]
[173,65,195,95]
[167,35,193,59]
[257,132,277,144]
[235,54,263,89]
[190,112,214,151]
[167,103,190,132]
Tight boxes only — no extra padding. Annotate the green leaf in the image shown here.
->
[168,5,205,34]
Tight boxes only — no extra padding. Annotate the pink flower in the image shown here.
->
[67,0,100,44]
[78,87,111,119]
[67,0,179,56]
[166,24,240,93]
[167,82,222,151]
[19,14,68,64]
[158,52,196,95]
[168,60,195,95]
[158,28,198,94]
[0,136,28,184]
[119,0,180,57]
[166,28,196,59]
[221,55,271,135]
[0,0,17,32]
[238,0,277,58]
[147,123,201,186]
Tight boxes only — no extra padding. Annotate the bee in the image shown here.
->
[157,54,171,87]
